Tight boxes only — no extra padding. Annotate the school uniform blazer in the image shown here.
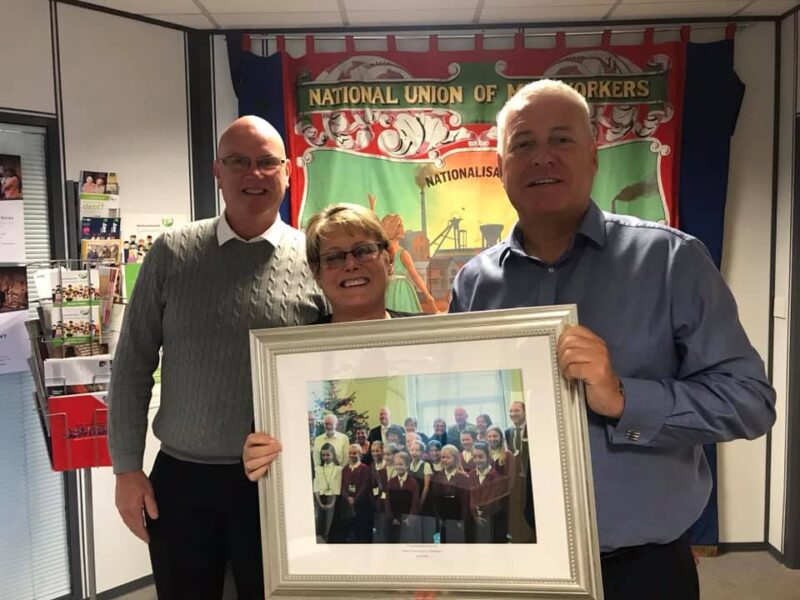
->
[370,464,389,506]
[461,450,475,472]
[341,463,371,502]
[431,471,469,521]
[467,468,506,517]
[491,450,516,477]
[385,475,420,518]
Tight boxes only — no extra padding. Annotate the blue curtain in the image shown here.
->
[679,38,745,547]
[226,34,291,224]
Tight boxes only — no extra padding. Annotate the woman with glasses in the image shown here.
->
[243,203,416,478]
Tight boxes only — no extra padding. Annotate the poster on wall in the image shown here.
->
[0,154,23,199]
[285,37,685,312]
[121,214,188,304]
[0,310,30,375]
[121,213,187,265]
[0,266,28,312]
[0,199,25,262]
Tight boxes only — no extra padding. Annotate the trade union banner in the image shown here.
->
[284,35,685,313]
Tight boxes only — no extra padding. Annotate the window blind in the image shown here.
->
[0,122,71,600]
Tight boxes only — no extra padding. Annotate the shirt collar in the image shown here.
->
[216,211,287,246]
[498,200,606,266]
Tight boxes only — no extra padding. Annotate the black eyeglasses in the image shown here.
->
[317,242,387,270]
[220,155,288,174]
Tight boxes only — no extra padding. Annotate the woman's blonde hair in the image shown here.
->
[305,203,390,270]
[440,444,463,473]
[380,214,404,241]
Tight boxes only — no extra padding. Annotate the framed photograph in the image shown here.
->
[251,305,602,599]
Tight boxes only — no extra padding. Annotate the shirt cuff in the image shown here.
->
[605,377,670,445]
[111,450,145,474]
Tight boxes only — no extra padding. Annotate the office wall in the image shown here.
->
[717,21,775,543]
[56,3,192,592]
[769,13,796,553]
[0,0,55,115]
[57,3,191,219]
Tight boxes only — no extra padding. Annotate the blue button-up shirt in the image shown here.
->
[450,201,776,552]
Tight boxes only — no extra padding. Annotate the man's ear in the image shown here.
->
[212,159,221,181]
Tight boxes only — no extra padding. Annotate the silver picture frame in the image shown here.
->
[250,305,602,599]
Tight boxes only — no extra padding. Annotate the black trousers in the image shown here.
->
[601,534,699,600]
[146,451,264,600]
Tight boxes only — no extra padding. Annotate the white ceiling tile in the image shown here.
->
[347,8,478,25]
[617,0,744,3]
[80,0,200,14]
[199,0,340,12]
[611,1,749,17]
[145,13,218,28]
[345,0,477,9]
[483,0,610,6]
[479,5,610,22]
[739,0,800,15]
[213,11,345,27]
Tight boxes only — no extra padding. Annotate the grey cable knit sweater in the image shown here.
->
[108,217,326,474]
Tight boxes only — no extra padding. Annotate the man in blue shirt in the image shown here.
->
[450,79,776,599]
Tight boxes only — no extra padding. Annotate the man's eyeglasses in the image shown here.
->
[318,242,387,270]
[220,155,288,174]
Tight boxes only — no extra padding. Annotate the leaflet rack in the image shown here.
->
[26,259,124,600]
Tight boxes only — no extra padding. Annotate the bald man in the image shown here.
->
[108,116,327,599]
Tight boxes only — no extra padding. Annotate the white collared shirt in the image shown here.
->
[397,474,407,486]
[216,211,287,246]
[476,466,492,484]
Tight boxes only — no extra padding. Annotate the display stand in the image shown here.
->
[26,259,123,600]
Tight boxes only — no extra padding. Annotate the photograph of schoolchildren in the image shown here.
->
[306,369,536,545]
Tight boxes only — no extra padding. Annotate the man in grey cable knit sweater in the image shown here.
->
[108,116,326,599]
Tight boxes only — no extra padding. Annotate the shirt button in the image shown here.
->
[547,267,555,274]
